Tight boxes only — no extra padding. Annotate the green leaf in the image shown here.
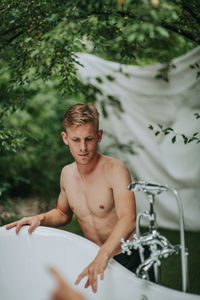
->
[181,134,188,144]
[166,128,174,131]
[172,136,176,143]
[95,77,103,84]
[106,75,115,81]
[148,125,154,130]
[194,113,200,119]
[156,26,169,38]
[188,138,194,143]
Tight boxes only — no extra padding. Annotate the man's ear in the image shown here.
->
[97,129,103,143]
[61,131,69,145]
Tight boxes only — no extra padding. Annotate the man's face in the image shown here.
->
[61,122,103,165]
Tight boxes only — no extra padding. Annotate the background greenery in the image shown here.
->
[0,0,199,295]
[1,0,200,204]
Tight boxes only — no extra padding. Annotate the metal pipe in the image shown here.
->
[170,188,188,292]
[126,181,188,292]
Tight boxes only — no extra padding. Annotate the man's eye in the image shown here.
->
[73,139,79,142]
[86,138,93,141]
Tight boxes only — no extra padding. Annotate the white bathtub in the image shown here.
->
[0,226,199,300]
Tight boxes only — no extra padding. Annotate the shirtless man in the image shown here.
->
[6,103,137,293]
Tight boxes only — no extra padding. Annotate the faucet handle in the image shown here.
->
[120,238,132,255]
[128,181,169,195]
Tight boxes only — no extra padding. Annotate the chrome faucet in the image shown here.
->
[121,181,188,292]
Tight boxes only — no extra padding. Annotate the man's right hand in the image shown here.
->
[6,214,44,234]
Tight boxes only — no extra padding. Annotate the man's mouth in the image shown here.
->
[79,153,89,157]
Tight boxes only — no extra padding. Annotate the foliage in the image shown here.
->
[0,79,77,202]
[148,113,200,144]
[0,73,37,152]
[0,0,200,202]
[0,0,199,91]
[190,62,200,79]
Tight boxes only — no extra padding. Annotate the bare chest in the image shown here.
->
[64,176,115,218]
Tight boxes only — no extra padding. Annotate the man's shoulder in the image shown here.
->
[61,162,75,177]
[101,155,131,187]
[101,155,128,172]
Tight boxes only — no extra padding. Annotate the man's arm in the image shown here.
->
[6,169,73,233]
[40,185,73,228]
[98,161,136,257]
[75,160,136,293]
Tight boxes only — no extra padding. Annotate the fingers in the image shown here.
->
[50,267,86,300]
[84,279,90,289]
[6,220,27,233]
[15,222,24,234]
[75,270,87,286]
[100,269,104,281]
[15,219,30,234]
[49,267,72,300]
[90,269,104,293]
[91,270,98,293]
[28,222,38,234]
[75,267,104,294]
[49,267,67,287]
[6,217,40,234]
[6,221,18,230]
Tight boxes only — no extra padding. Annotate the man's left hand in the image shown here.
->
[75,253,109,293]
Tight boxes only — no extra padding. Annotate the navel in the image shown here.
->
[99,205,104,209]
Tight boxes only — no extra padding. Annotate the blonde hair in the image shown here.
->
[63,103,99,131]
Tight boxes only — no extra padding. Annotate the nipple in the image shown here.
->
[99,205,104,209]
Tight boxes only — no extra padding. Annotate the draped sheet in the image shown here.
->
[76,48,200,231]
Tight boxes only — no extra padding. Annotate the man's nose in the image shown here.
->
[80,140,87,152]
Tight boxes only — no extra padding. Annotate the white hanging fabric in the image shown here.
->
[76,47,200,231]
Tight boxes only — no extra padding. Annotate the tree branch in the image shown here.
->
[161,21,200,45]
[89,9,200,45]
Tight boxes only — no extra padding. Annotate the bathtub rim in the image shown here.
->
[0,225,199,299]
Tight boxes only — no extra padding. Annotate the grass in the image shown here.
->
[159,228,200,295]
[1,215,199,295]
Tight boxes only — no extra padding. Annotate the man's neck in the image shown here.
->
[76,152,101,178]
